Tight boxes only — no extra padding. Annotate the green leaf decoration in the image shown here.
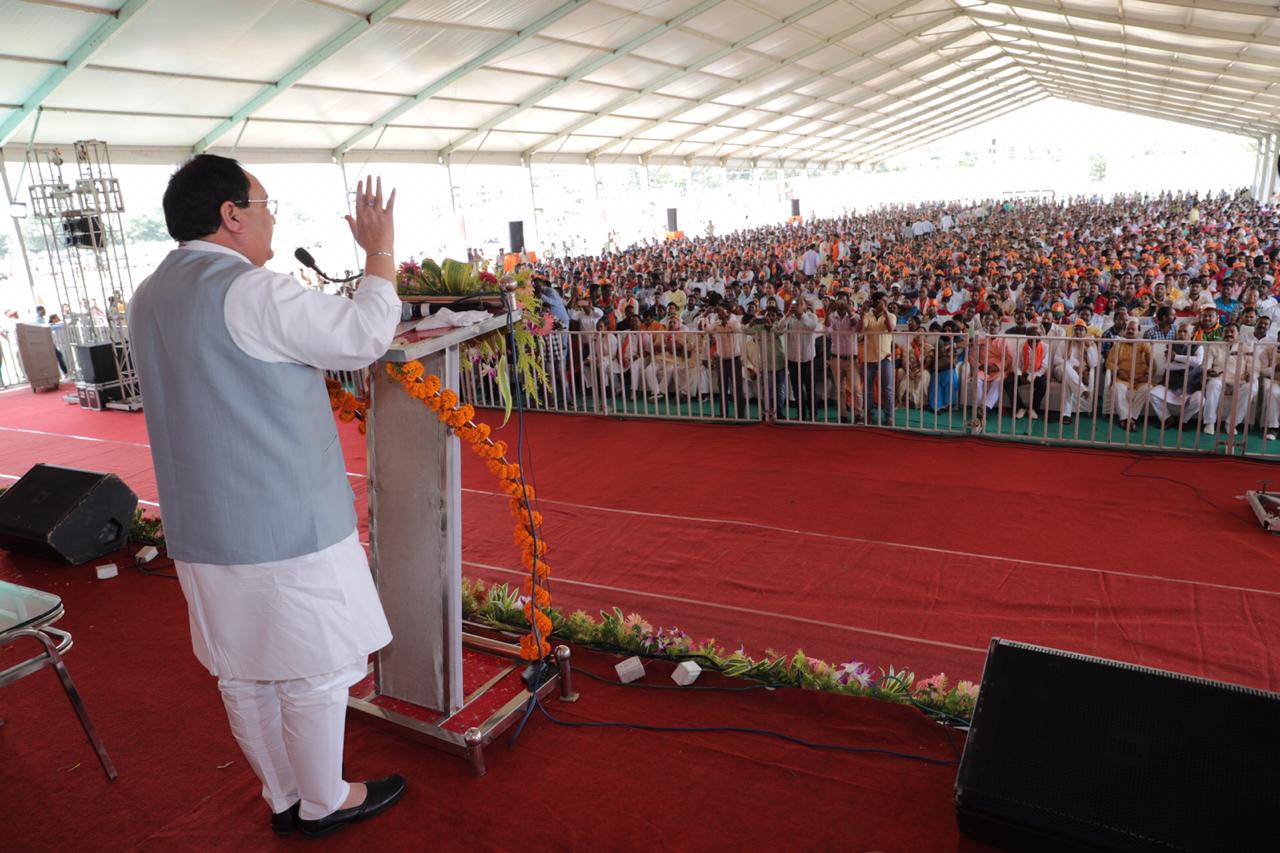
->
[496,353,512,426]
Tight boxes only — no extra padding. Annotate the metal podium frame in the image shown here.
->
[348,314,576,775]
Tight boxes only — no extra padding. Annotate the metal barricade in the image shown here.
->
[463,329,761,423]
[456,325,1280,462]
[325,367,369,400]
[0,331,26,388]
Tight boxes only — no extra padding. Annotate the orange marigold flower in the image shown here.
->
[487,460,504,476]
[519,634,550,660]
[457,404,475,422]
[476,423,491,439]
[338,409,355,422]
[409,383,429,400]
[423,375,441,396]
[490,440,508,458]
[440,389,459,409]
[402,360,425,380]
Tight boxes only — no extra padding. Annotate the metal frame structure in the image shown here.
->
[23,140,140,410]
[0,0,1276,171]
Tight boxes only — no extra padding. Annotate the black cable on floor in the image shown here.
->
[526,691,959,767]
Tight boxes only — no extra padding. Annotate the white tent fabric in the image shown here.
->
[0,0,1277,167]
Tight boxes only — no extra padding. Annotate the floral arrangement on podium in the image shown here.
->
[396,258,551,422]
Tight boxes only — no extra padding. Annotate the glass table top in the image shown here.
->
[0,580,63,634]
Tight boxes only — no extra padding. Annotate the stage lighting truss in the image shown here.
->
[25,140,141,411]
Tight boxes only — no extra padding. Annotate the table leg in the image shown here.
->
[5,628,118,781]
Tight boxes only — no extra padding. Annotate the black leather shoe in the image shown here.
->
[299,775,407,839]
[271,802,300,836]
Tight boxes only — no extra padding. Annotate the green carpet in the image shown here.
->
[486,392,1276,458]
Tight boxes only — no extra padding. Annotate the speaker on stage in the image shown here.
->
[790,199,800,217]
[508,221,525,254]
[74,342,119,384]
[0,464,138,565]
[666,208,678,232]
[955,639,1277,852]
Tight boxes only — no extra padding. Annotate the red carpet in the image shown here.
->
[2,383,1278,849]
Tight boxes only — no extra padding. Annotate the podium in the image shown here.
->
[347,314,576,775]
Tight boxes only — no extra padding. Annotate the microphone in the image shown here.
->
[295,247,362,283]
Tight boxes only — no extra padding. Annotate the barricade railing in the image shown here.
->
[1,331,26,388]
[325,367,369,400]
[457,328,1280,461]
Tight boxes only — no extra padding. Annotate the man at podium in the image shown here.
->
[128,155,406,837]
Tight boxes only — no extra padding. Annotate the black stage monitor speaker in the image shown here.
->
[790,198,800,216]
[666,207,678,232]
[0,464,138,565]
[955,639,1278,852]
[74,342,120,384]
[508,220,525,254]
[62,214,107,249]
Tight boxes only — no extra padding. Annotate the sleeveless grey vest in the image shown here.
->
[129,248,356,564]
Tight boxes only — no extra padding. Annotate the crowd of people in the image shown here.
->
[499,191,1280,440]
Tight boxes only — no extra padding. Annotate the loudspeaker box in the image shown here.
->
[955,639,1278,852]
[507,220,525,254]
[666,207,678,232]
[790,198,800,216]
[0,464,138,565]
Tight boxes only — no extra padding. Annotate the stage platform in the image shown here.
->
[2,381,1278,849]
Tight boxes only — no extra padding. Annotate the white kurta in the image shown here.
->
[172,241,396,681]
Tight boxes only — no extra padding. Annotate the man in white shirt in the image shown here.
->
[129,156,405,838]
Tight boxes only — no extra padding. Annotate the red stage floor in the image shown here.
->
[2,383,1278,849]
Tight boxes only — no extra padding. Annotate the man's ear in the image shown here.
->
[219,200,245,234]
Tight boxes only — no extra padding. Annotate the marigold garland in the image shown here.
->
[325,378,369,434]
[385,360,552,660]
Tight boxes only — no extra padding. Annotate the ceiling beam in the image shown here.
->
[1009,51,1280,113]
[996,40,1280,101]
[587,0,935,159]
[773,74,1033,163]
[644,13,965,159]
[847,84,1044,163]
[0,0,150,147]
[765,59,1019,157]
[523,0,840,158]
[840,76,1041,160]
[333,0,590,156]
[730,40,995,145]
[439,0,725,155]
[1029,70,1270,131]
[964,9,1280,67]
[1041,83,1258,137]
[1022,68,1262,133]
[1011,59,1270,130]
[985,28,1280,87]
[687,30,987,159]
[979,0,1280,47]
[814,64,1035,153]
[1101,0,1280,20]
[854,92,1049,166]
[193,0,411,152]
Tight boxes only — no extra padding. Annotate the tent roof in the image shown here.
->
[1,0,1277,167]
